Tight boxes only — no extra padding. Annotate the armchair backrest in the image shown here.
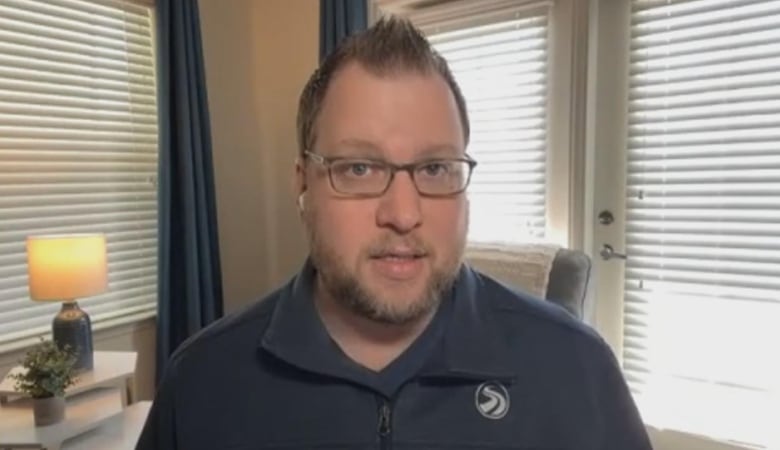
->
[546,248,593,320]
[466,245,593,320]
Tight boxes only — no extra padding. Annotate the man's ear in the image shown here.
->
[295,157,307,213]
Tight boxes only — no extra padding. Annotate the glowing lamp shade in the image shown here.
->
[25,234,108,372]
[27,234,108,301]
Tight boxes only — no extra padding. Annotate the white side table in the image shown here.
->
[62,401,151,450]
[0,388,125,450]
[0,351,139,450]
[0,351,138,407]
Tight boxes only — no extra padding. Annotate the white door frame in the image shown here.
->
[584,0,631,359]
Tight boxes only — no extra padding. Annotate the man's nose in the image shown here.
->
[375,171,422,234]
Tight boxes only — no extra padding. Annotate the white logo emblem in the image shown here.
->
[475,381,510,419]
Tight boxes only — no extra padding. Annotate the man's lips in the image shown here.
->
[369,249,428,280]
[369,251,427,260]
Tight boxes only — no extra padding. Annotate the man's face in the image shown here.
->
[298,62,469,325]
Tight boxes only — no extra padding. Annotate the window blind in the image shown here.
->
[405,2,550,245]
[0,0,158,348]
[625,0,780,447]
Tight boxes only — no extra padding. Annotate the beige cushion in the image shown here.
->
[465,243,560,298]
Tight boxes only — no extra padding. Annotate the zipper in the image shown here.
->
[377,399,392,449]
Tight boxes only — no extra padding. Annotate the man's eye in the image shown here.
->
[347,163,371,176]
[334,161,379,177]
[420,162,448,176]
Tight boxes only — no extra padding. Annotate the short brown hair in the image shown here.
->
[296,16,470,156]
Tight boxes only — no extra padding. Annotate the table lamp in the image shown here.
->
[26,234,108,372]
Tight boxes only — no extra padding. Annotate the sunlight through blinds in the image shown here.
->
[424,5,550,244]
[625,0,780,447]
[0,0,159,348]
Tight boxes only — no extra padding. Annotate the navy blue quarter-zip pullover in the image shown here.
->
[137,261,652,450]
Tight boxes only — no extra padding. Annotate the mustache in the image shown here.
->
[366,235,431,258]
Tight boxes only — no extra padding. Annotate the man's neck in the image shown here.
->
[314,283,436,372]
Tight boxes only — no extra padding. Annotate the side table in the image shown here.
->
[0,351,138,407]
[0,388,125,450]
[0,351,139,450]
[62,401,151,450]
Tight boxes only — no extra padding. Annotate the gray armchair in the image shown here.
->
[467,245,594,321]
[546,248,593,320]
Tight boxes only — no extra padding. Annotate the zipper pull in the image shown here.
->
[378,402,391,436]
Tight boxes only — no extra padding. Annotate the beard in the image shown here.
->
[304,210,465,326]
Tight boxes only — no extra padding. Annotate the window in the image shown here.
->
[624,0,780,447]
[0,0,159,350]
[427,11,549,243]
[373,0,578,247]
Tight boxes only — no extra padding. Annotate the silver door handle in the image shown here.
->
[600,244,627,261]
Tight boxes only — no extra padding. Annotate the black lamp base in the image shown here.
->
[52,301,93,372]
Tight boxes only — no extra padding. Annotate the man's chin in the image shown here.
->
[356,299,438,326]
[354,283,440,325]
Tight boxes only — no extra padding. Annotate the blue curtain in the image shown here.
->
[320,0,369,62]
[155,0,223,382]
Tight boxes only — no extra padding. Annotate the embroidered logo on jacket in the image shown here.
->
[475,381,510,419]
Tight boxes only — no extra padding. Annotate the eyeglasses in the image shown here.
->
[304,150,477,197]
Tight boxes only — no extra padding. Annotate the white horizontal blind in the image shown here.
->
[625,0,780,447]
[407,3,550,245]
[0,0,158,347]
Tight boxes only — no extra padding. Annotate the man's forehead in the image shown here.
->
[312,61,465,158]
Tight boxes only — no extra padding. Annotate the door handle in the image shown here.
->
[600,244,627,261]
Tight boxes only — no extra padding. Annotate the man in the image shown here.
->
[137,17,652,450]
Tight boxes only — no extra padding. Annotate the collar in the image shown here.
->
[418,264,517,381]
[259,259,518,382]
[259,259,356,381]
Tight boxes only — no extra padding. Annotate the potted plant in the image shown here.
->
[10,338,77,426]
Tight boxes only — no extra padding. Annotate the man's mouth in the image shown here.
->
[370,249,427,260]
[368,249,427,280]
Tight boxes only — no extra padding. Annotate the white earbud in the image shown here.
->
[297,192,305,212]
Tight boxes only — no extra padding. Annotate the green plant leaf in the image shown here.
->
[10,337,77,399]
